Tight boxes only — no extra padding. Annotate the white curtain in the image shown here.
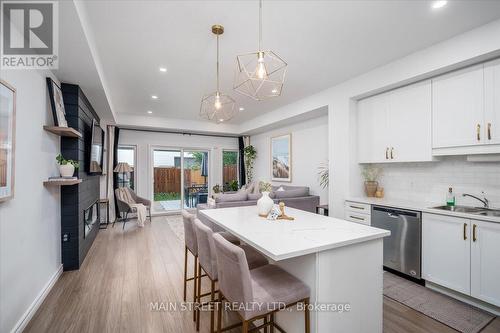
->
[107,125,116,222]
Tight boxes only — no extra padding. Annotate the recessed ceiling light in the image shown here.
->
[151,95,158,99]
[159,67,167,72]
[271,89,278,94]
[432,0,447,9]
[219,119,224,122]
[239,107,245,111]
[147,110,153,114]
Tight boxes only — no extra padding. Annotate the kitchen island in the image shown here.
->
[199,206,390,333]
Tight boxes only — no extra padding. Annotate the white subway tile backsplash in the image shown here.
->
[374,156,500,208]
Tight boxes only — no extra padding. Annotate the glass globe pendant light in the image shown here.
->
[234,0,287,101]
[200,25,236,123]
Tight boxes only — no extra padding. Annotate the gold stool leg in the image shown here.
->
[193,255,198,322]
[210,279,216,333]
[183,246,188,302]
[304,298,310,333]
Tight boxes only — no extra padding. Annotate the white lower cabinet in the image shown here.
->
[422,213,471,295]
[423,213,500,307]
[471,220,500,307]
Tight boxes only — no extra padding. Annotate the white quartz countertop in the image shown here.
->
[199,206,390,261]
[347,197,500,223]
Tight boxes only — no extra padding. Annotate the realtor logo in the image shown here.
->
[1,1,58,69]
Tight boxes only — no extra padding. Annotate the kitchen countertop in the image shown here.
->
[200,205,390,261]
[347,197,500,223]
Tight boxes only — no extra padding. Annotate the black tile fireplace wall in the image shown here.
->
[60,83,101,271]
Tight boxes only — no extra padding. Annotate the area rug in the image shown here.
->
[163,215,184,241]
[383,272,495,333]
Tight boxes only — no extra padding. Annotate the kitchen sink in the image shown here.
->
[432,205,500,217]
[477,209,500,217]
[432,205,485,213]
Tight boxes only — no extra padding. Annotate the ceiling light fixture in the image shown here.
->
[147,110,153,114]
[239,107,245,111]
[159,67,167,72]
[234,0,287,101]
[432,0,447,9]
[200,25,236,124]
[151,95,158,99]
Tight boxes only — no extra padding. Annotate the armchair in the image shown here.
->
[114,187,152,229]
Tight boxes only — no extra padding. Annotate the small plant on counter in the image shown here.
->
[259,181,272,193]
[361,165,382,197]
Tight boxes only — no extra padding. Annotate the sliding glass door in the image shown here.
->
[152,148,209,213]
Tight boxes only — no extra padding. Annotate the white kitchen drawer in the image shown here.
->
[345,211,371,225]
[345,201,371,215]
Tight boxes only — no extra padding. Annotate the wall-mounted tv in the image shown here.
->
[88,119,104,174]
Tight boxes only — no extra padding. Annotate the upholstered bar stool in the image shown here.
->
[181,210,201,322]
[193,218,268,332]
[213,233,311,333]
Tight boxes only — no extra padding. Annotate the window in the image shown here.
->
[117,145,136,190]
[222,150,238,191]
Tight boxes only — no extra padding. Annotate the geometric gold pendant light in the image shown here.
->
[234,0,287,101]
[200,25,236,124]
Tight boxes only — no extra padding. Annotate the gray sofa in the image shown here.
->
[197,185,320,214]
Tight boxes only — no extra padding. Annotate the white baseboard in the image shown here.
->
[11,264,63,333]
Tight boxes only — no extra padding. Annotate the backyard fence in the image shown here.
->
[223,165,238,183]
[153,165,238,194]
[153,167,207,193]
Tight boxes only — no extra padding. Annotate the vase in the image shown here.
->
[364,181,378,197]
[59,164,75,178]
[257,191,274,217]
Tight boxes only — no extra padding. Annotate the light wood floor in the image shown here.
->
[26,217,500,333]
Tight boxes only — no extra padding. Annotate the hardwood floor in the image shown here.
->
[25,217,499,333]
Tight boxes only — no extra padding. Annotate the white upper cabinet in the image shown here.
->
[357,93,389,163]
[388,81,432,162]
[484,59,500,145]
[432,64,484,149]
[357,80,432,163]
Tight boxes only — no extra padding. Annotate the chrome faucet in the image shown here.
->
[462,192,489,208]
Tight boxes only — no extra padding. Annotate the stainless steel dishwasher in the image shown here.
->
[371,205,422,279]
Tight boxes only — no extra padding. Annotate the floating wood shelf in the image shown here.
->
[43,179,82,186]
[43,126,82,138]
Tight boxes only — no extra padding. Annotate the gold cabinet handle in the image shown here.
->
[463,223,467,240]
[488,123,492,140]
[390,147,394,159]
[473,224,477,242]
[477,124,481,141]
[349,215,365,221]
[385,147,389,160]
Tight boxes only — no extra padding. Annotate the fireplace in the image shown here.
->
[84,200,99,238]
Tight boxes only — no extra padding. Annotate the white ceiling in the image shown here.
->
[64,0,500,126]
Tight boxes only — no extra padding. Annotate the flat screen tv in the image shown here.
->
[88,119,104,174]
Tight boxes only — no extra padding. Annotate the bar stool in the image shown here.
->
[193,218,268,332]
[213,233,311,333]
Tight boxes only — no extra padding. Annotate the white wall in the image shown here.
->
[239,19,500,218]
[361,157,500,208]
[250,116,329,205]
[0,70,62,333]
[118,129,238,205]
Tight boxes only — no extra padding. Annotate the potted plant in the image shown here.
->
[228,179,239,191]
[56,154,79,178]
[361,165,382,197]
[244,145,257,183]
[257,181,274,217]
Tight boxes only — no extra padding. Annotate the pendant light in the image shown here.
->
[200,25,236,123]
[234,0,287,101]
